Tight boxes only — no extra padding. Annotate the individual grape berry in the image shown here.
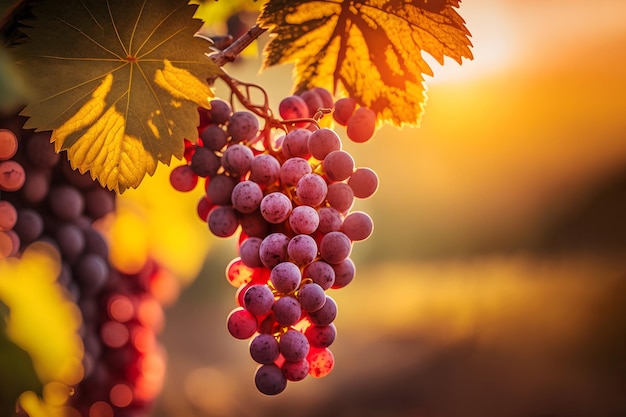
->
[222,143,254,177]
[298,90,324,118]
[272,296,302,326]
[305,323,336,348]
[287,234,318,266]
[191,146,221,177]
[250,153,281,186]
[307,128,341,160]
[55,222,86,261]
[269,261,301,294]
[25,131,59,168]
[0,128,18,160]
[226,307,258,339]
[20,169,50,204]
[346,107,377,143]
[243,284,275,316]
[169,164,198,192]
[342,211,373,241]
[0,160,25,191]
[319,231,352,264]
[326,182,355,213]
[228,111,259,143]
[231,180,263,214]
[281,129,311,159]
[254,363,287,395]
[295,173,328,208]
[307,296,337,326]
[249,333,280,364]
[323,150,355,182]
[13,208,44,244]
[288,205,319,235]
[207,205,239,238]
[279,157,312,187]
[306,346,334,378]
[200,124,228,151]
[348,167,379,199]
[297,282,326,312]
[239,237,263,268]
[332,97,356,126]
[259,232,290,269]
[260,192,292,224]
[278,95,310,128]
[303,260,335,290]
[312,87,334,110]
[240,211,270,238]
[279,329,310,362]
[331,257,356,289]
[281,359,309,382]
[74,253,109,296]
[207,99,232,125]
[206,173,238,205]
[316,206,343,234]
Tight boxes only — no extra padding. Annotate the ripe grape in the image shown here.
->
[319,231,352,264]
[243,284,275,316]
[279,156,312,187]
[270,261,302,294]
[317,206,343,234]
[332,97,356,126]
[281,128,311,159]
[279,95,310,128]
[307,296,337,326]
[312,87,334,109]
[298,90,324,118]
[331,257,356,289]
[0,200,17,231]
[306,346,335,378]
[249,333,280,364]
[303,260,336,290]
[288,205,319,235]
[228,111,259,143]
[200,124,228,151]
[348,167,379,198]
[272,296,302,326]
[346,107,377,143]
[250,153,281,185]
[254,364,287,395]
[191,146,221,177]
[0,160,25,191]
[342,211,374,241]
[222,143,254,177]
[297,282,326,312]
[326,182,355,213]
[231,180,263,214]
[207,99,232,125]
[260,192,292,224]
[279,329,310,362]
[287,234,318,266]
[169,164,198,192]
[282,359,309,382]
[259,232,290,269]
[305,323,336,348]
[323,150,355,182]
[227,307,258,339]
[296,173,328,207]
[307,128,341,160]
[206,173,238,205]
[207,205,239,237]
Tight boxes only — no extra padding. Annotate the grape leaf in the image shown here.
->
[13,0,222,193]
[258,0,473,127]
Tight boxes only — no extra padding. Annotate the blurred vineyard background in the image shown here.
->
[3,0,626,416]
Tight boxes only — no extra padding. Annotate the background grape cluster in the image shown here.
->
[1,115,167,417]
[169,87,379,394]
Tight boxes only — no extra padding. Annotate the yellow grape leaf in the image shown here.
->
[13,0,223,193]
[258,0,473,127]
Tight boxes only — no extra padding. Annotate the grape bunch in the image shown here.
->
[1,116,167,416]
[170,87,379,395]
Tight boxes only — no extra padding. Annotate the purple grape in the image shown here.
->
[207,99,232,125]
[231,180,263,214]
[281,359,309,382]
[254,363,287,395]
[316,206,343,234]
[13,208,44,244]
[323,150,355,182]
[307,296,337,326]
[250,153,281,186]
[206,174,237,205]
[319,231,352,264]
[342,211,373,241]
[269,261,301,294]
[281,129,311,159]
[259,232,290,268]
[296,173,328,207]
[272,296,302,326]
[297,282,326,312]
[191,146,221,177]
[326,182,354,213]
[260,192,292,224]
[49,185,84,220]
[279,157,312,187]
[207,205,239,238]
[288,205,319,235]
[243,284,275,316]
[228,111,259,143]
[287,234,318,266]
[348,167,378,199]
[302,260,335,290]
[226,307,257,339]
[222,143,254,177]
[239,237,263,268]
[304,323,336,348]
[331,257,355,289]
[240,211,270,238]
[200,124,228,151]
[249,333,280,364]
[307,128,341,160]
[279,329,310,362]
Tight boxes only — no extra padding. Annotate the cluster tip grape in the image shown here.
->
[170,86,379,395]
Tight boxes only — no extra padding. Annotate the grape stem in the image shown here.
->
[209,24,267,68]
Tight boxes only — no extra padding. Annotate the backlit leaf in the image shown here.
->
[258,0,473,127]
[13,0,222,192]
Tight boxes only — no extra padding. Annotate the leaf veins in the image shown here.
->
[258,0,473,127]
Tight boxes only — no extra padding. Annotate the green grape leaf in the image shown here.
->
[258,0,473,127]
[13,0,222,193]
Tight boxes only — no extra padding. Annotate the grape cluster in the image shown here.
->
[171,87,378,395]
[1,116,166,416]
